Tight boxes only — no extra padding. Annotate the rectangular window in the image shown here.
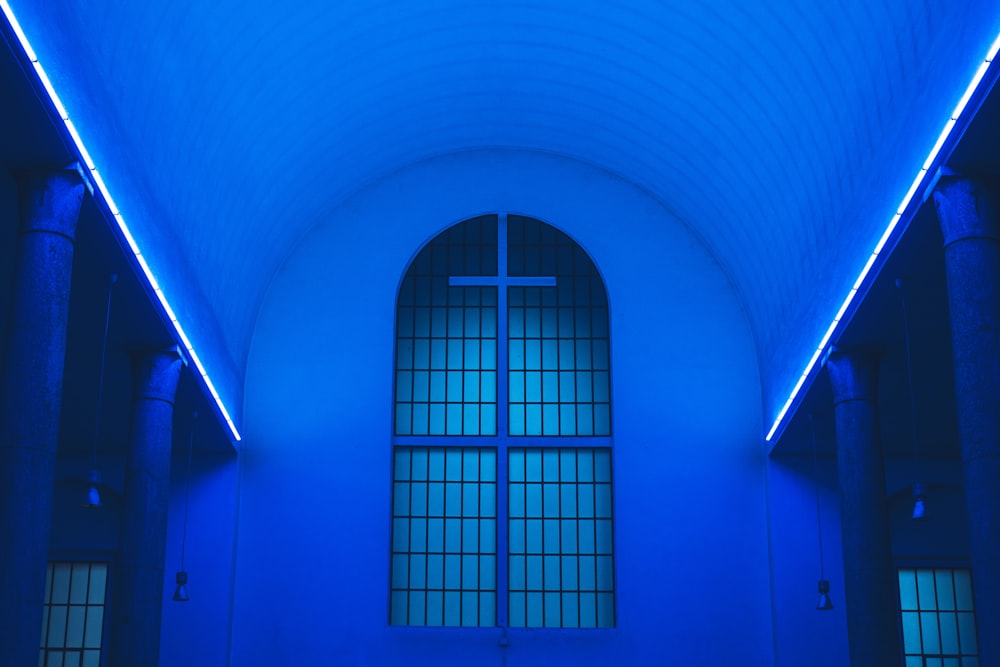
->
[40,561,108,667]
[898,567,979,667]
[390,447,497,626]
[508,448,615,627]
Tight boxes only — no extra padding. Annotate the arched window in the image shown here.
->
[390,214,614,628]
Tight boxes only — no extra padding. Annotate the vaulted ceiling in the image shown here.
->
[5,1,1000,438]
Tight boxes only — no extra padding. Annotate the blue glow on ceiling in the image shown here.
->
[1,0,243,442]
[765,30,1000,442]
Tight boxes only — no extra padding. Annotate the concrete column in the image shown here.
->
[109,348,183,667]
[0,169,85,667]
[827,349,900,667]
[932,175,1000,666]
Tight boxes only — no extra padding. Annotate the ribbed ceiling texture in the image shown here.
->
[11,1,1000,431]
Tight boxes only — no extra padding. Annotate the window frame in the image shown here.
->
[40,554,114,667]
[895,562,979,667]
[389,213,616,630]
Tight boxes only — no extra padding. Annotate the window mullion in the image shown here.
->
[496,213,510,628]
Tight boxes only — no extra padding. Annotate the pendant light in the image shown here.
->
[84,273,116,508]
[896,279,926,521]
[173,411,197,602]
[810,414,834,610]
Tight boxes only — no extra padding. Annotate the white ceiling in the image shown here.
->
[8,0,1000,433]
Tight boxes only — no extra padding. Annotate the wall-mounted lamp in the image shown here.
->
[810,414,834,610]
[173,411,197,602]
[896,279,927,521]
[84,274,116,509]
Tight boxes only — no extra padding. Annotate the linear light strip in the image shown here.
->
[766,30,1000,442]
[1,1,243,442]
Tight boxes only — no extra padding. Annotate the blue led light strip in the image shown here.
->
[765,31,1000,442]
[1,1,243,442]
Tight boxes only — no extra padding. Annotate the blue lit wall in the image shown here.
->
[765,455,970,666]
[235,150,773,665]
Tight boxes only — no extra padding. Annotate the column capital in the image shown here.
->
[17,167,85,240]
[826,347,881,405]
[932,175,999,247]
[131,346,185,405]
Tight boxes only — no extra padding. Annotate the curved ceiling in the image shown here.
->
[8,0,1000,431]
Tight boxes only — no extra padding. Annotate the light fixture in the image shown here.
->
[172,571,189,603]
[173,411,197,603]
[810,414,834,610]
[817,579,834,611]
[766,30,1000,443]
[896,279,927,521]
[0,2,243,443]
[84,273,116,509]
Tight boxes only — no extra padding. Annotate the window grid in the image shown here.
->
[391,214,615,629]
[507,215,610,437]
[898,567,979,667]
[39,561,108,667]
[507,448,615,628]
[390,447,498,627]
[395,215,499,437]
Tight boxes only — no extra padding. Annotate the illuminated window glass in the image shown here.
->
[39,561,108,667]
[390,447,497,626]
[508,215,610,436]
[899,567,979,667]
[508,448,615,628]
[391,214,614,628]
[395,215,498,436]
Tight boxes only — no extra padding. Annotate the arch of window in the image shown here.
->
[390,213,614,629]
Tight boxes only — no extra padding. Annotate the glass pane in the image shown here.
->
[899,569,918,610]
[69,565,89,605]
[392,554,408,588]
[940,612,960,655]
[958,612,978,653]
[65,607,86,648]
[480,592,496,626]
[562,556,579,589]
[526,592,543,627]
[921,611,941,653]
[47,607,67,648]
[409,591,426,625]
[52,564,71,604]
[410,448,428,480]
[527,556,543,590]
[597,592,615,627]
[917,569,937,610]
[427,555,443,589]
[901,611,922,654]
[444,591,461,626]
[544,592,561,627]
[509,592,526,627]
[390,591,408,624]
[426,592,443,626]
[954,570,974,611]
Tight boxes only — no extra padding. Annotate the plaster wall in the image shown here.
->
[766,454,969,667]
[237,150,773,666]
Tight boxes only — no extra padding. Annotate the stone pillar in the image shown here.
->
[932,175,1000,666]
[0,169,85,667]
[827,349,900,667]
[109,348,183,667]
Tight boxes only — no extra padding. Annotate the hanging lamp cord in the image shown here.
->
[896,279,919,462]
[92,274,117,471]
[810,413,826,580]
[180,411,197,571]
